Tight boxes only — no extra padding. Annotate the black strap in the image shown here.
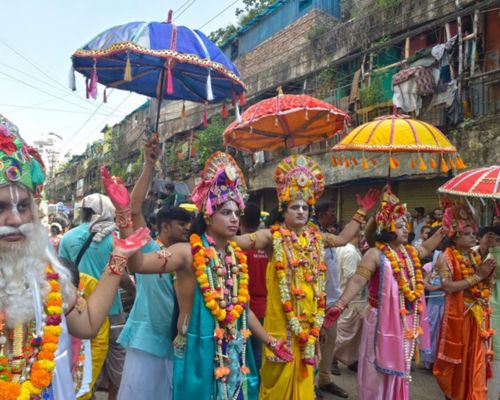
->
[75,232,97,268]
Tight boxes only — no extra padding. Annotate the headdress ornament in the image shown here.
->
[191,151,247,216]
[441,198,478,237]
[375,185,408,233]
[0,113,45,195]
[274,155,324,207]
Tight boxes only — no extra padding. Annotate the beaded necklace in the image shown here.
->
[271,223,326,363]
[0,265,63,400]
[377,243,424,380]
[190,233,251,399]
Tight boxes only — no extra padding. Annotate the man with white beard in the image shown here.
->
[0,114,150,399]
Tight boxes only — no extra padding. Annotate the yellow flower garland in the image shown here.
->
[0,265,63,400]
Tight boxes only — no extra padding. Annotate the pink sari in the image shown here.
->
[357,254,431,400]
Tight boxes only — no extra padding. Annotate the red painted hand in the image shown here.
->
[355,188,381,213]
[112,227,151,257]
[271,339,293,362]
[323,306,343,329]
[101,166,130,209]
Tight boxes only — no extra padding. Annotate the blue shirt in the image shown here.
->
[59,223,123,316]
[118,240,175,359]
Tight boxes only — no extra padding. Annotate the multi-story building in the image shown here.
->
[48,0,500,224]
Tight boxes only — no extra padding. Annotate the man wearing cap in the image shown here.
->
[0,114,149,399]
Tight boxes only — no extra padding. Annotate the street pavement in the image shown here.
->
[321,363,443,400]
[95,363,444,399]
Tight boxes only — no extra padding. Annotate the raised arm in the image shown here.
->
[127,242,191,274]
[130,134,161,228]
[66,228,150,338]
[417,227,446,259]
[236,228,273,251]
[324,188,380,248]
[323,247,379,328]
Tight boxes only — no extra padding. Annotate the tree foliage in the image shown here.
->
[209,0,276,46]
[195,115,228,166]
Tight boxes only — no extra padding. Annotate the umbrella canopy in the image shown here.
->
[223,94,349,152]
[438,166,500,199]
[331,113,466,172]
[71,11,245,105]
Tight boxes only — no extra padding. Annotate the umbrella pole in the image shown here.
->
[155,68,166,132]
[387,155,392,184]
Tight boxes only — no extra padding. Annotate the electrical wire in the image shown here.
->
[174,0,198,21]
[199,0,241,29]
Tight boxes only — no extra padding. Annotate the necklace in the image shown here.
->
[190,233,251,396]
[377,243,424,380]
[452,247,490,299]
[271,223,326,363]
[378,243,424,302]
[190,233,249,325]
[0,265,63,400]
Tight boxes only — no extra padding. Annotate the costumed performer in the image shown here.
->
[324,186,445,400]
[235,154,380,400]
[433,201,496,400]
[0,113,149,400]
[101,152,293,400]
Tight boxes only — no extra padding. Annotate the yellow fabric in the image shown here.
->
[333,117,458,152]
[77,273,110,400]
[259,239,315,400]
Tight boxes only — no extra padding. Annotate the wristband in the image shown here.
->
[352,208,366,224]
[108,253,128,275]
[156,249,172,276]
[335,298,348,311]
[266,335,278,349]
[115,207,133,229]
[465,274,481,288]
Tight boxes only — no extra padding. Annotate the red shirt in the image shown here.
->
[244,249,268,320]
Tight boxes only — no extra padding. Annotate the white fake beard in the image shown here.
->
[0,222,74,327]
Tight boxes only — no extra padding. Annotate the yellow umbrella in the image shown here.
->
[331,114,466,173]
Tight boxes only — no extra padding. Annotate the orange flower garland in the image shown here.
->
[377,243,424,302]
[0,265,63,400]
[452,247,490,300]
[190,234,249,326]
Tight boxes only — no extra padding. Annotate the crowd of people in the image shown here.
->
[1,114,500,400]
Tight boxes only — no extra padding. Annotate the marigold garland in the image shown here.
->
[377,243,424,303]
[190,232,251,394]
[271,223,326,363]
[0,265,63,400]
[377,242,425,379]
[190,234,250,326]
[452,247,490,299]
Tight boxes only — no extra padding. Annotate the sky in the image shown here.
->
[0,0,243,158]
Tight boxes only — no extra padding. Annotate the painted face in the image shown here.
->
[207,200,240,238]
[0,185,33,247]
[165,219,191,243]
[454,226,477,249]
[283,199,309,230]
[393,218,409,244]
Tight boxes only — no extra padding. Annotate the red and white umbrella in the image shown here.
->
[438,165,500,199]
